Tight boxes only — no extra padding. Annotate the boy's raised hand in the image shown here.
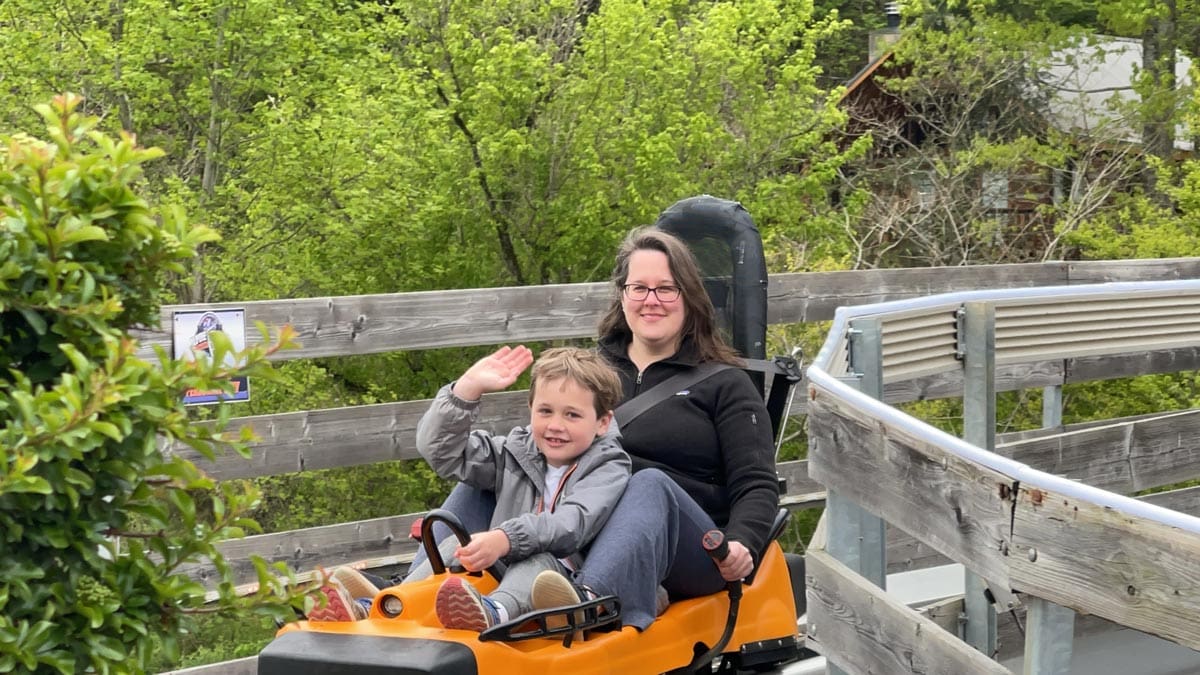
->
[451,345,534,401]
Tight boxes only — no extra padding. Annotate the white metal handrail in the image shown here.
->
[809,279,1200,533]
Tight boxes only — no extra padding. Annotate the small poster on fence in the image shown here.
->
[172,309,251,405]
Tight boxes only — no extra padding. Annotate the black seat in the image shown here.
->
[653,195,803,442]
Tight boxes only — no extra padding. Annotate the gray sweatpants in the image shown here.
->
[404,533,566,620]
[410,476,714,630]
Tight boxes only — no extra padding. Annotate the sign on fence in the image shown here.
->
[172,309,251,405]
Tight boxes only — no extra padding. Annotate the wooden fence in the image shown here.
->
[806,278,1200,674]
[160,258,1200,674]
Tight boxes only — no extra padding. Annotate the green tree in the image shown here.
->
[1093,0,1190,204]
[0,0,864,400]
[149,0,864,405]
[1066,48,1200,262]
[811,0,882,87]
[200,0,859,300]
[836,1,1144,267]
[0,94,301,674]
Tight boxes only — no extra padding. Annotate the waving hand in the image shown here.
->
[451,345,534,401]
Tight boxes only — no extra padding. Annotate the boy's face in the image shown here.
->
[530,376,613,468]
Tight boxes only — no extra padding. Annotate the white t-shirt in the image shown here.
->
[542,463,570,512]
[541,462,576,571]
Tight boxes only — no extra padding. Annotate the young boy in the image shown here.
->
[314,345,629,631]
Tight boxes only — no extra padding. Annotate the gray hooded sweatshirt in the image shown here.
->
[415,384,631,564]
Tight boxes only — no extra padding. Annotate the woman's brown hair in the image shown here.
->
[597,227,741,366]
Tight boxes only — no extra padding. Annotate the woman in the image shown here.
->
[380,226,777,631]
[528,226,779,630]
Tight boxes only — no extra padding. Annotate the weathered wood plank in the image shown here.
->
[885,483,1200,578]
[997,409,1200,495]
[178,513,423,588]
[1065,258,1200,284]
[134,283,614,360]
[1008,483,1200,651]
[174,355,1181,485]
[767,264,1068,324]
[776,460,824,510]
[136,260,1198,362]
[188,405,824,496]
[916,596,963,636]
[806,387,1013,585]
[1067,347,1200,383]
[995,409,1183,444]
[187,367,1200,484]
[186,461,821,587]
[805,548,1009,674]
[187,481,1200,594]
[1142,484,1200,515]
[885,360,1066,403]
[178,392,530,480]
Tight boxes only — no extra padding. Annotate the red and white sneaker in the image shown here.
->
[308,577,367,622]
[435,577,498,631]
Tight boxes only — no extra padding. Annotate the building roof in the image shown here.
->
[840,51,894,104]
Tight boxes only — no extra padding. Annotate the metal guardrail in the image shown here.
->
[805,280,1200,674]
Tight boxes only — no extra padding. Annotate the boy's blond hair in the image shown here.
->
[527,347,622,417]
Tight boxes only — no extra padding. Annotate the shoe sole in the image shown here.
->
[435,578,491,632]
[332,567,381,600]
[531,571,586,634]
[307,584,356,622]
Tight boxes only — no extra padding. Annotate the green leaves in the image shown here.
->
[0,97,302,674]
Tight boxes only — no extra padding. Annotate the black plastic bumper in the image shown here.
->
[258,631,477,675]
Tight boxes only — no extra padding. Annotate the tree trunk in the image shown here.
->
[1141,0,1177,206]
[202,6,228,199]
[109,0,134,132]
[190,5,231,304]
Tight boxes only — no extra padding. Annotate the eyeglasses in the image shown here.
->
[622,284,681,302]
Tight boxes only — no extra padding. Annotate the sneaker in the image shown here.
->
[332,566,380,600]
[435,577,499,631]
[308,577,367,622]
[530,570,591,631]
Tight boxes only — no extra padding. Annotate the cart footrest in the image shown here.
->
[479,595,621,646]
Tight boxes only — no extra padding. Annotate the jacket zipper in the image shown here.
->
[536,463,579,514]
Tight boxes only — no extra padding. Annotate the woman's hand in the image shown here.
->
[454,529,512,572]
[452,345,534,401]
[715,540,754,581]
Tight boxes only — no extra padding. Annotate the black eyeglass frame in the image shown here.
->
[621,284,682,302]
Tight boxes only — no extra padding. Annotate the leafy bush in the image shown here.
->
[0,95,300,674]
[147,614,279,673]
[253,460,452,533]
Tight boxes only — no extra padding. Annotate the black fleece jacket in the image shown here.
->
[598,334,780,562]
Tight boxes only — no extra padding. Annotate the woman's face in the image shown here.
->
[622,249,686,352]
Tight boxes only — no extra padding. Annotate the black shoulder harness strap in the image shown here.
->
[613,361,732,429]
